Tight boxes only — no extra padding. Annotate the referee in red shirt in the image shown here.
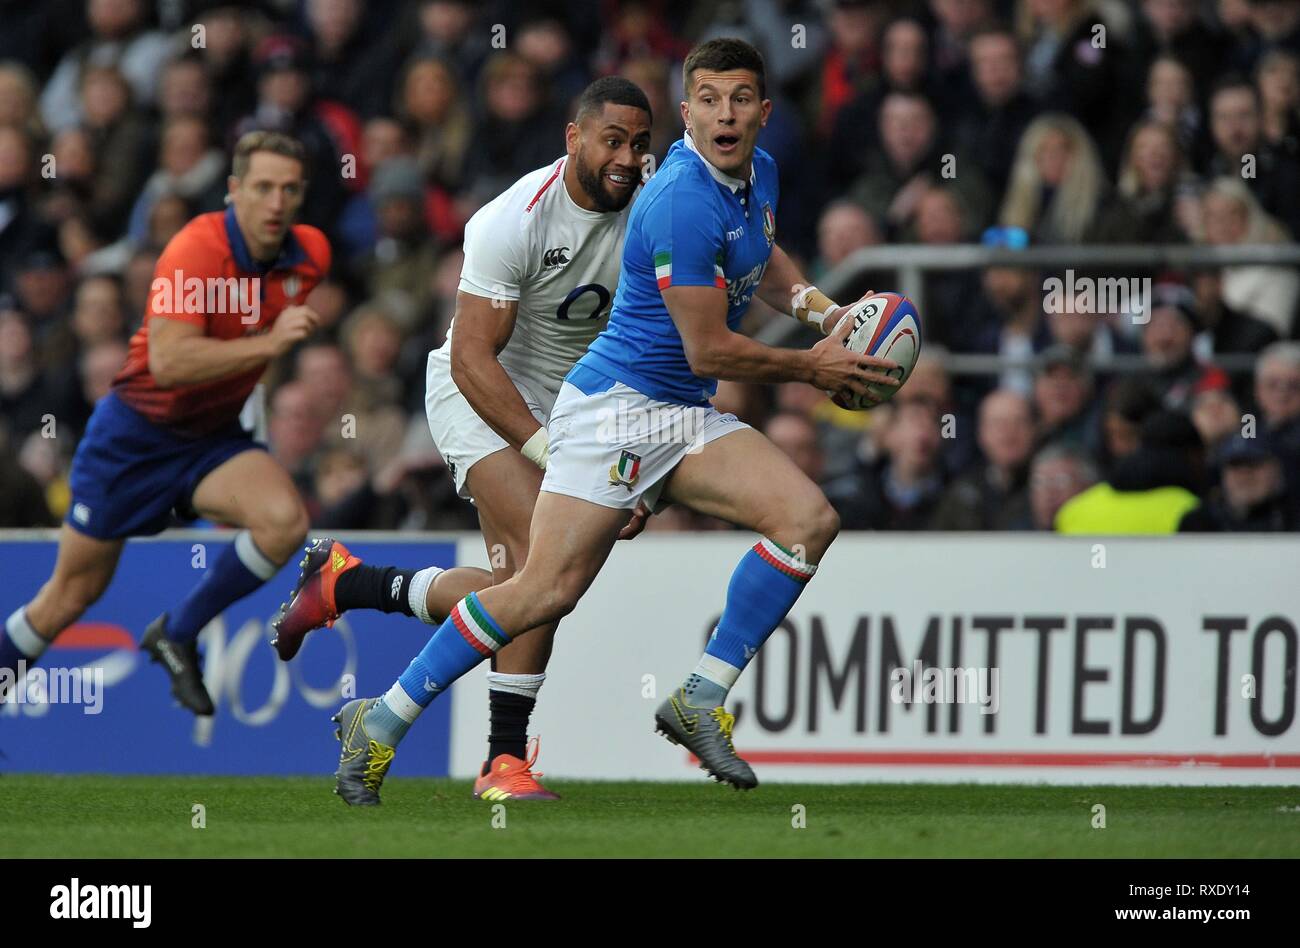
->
[1,131,330,715]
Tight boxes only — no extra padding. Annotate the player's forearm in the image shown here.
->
[688,329,814,386]
[149,332,279,388]
[755,243,806,315]
[451,348,544,449]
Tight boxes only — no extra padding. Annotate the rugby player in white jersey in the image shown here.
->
[272,77,653,803]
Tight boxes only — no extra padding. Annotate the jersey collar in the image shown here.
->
[224,204,306,274]
[683,131,755,193]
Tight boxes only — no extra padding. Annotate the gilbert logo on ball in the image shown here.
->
[833,292,922,410]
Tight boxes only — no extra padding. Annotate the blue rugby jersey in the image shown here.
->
[577,133,779,405]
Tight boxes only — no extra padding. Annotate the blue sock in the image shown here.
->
[2,608,49,701]
[683,539,817,707]
[365,592,510,746]
[166,531,280,642]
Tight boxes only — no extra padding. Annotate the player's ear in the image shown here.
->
[760,98,772,127]
[226,175,239,200]
[680,100,690,132]
[564,121,580,157]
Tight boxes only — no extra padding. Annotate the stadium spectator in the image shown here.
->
[1098,375,1163,475]
[1205,75,1300,236]
[1253,340,1300,490]
[963,256,1053,397]
[78,64,154,241]
[813,0,885,139]
[823,399,945,530]
[1180,432,1300,530]
[355,158,441,328]
[268,380,328,489]
[1033,344,1099,452]
[1140,283,1231,411]
[1028,441,1098,529]
[1055,409,1206,532]
[1256,49,1300,149]
[931,389,1035,530]
[1020,0,1138,169]
[234,35,351,238]
[850,92,990,239]
[811,200,884,294]
[0,62,43,136]
[396,55,473,193]
[156,55,213,124]
[916,185,984,348]
[1144,55,1204,159]
[950,26,1040,197]
[765,411,825,486]
[126,116,227,245]
[1091,120,1194,245]
[1236,0,1300,72]
[1000,113,1107,244]
[462,53,562,206]
[1190,386,1244,458]
[38,0,170,133]
[828,17,938,192]
[0,429,56,526]
[1132,0,1233,100]
[929,0,998,95]
[1198,177,1300,339]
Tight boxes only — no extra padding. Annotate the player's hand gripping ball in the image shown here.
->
[831,292,922,410]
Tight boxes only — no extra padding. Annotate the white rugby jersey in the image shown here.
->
[432,155,635,406]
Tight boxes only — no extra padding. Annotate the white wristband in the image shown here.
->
[521,426,549,470]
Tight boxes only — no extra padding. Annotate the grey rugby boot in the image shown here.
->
[140,614,215,716]
[331,698,396,806]
[654,689,758,789]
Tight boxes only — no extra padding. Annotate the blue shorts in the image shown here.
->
[66,391,266,540]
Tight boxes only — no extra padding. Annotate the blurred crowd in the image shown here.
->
[1,0,1299,533]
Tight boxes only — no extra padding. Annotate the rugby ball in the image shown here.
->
[832,291,922,410]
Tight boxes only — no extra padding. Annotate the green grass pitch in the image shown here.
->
[3,775,1298,857]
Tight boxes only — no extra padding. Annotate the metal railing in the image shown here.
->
[759,243,1300,375]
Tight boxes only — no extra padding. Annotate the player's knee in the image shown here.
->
[535,571,584,622]
[811,500,840,548]
[260,495,309,544]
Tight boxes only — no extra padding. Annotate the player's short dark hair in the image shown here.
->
[575,76,653,124]
[683,37,766,100]
[231,130,307,180]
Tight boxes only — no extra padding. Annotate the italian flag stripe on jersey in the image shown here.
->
[713,251,726,289]
[655,251,672,289]
[753,538,817,582]
[450,593,509,656]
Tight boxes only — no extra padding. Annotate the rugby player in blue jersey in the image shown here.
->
[329,38,898,801]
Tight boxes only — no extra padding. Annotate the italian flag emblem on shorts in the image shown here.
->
[609,450,642,489]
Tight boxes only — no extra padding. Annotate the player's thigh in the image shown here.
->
[190,448,307,535]
[505,491,626,611]
[47,524,125,603]
[663,427,836,542]
[465,447,544,571]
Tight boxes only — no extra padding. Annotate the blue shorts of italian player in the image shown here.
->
[65,391,265,540]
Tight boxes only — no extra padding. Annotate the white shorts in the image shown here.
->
[541,378,749,511]
[424,352,552,500]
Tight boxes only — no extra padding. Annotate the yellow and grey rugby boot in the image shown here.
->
[331,698,395,806]
[654,690,758,790]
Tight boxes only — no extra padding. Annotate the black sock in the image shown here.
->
[486,690,534,765]
[333,564,418,616]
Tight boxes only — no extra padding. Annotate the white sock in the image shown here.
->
[407,567,444,625]
[5,607,49,660]
[485,670,546,699]
[234,529,279,579]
